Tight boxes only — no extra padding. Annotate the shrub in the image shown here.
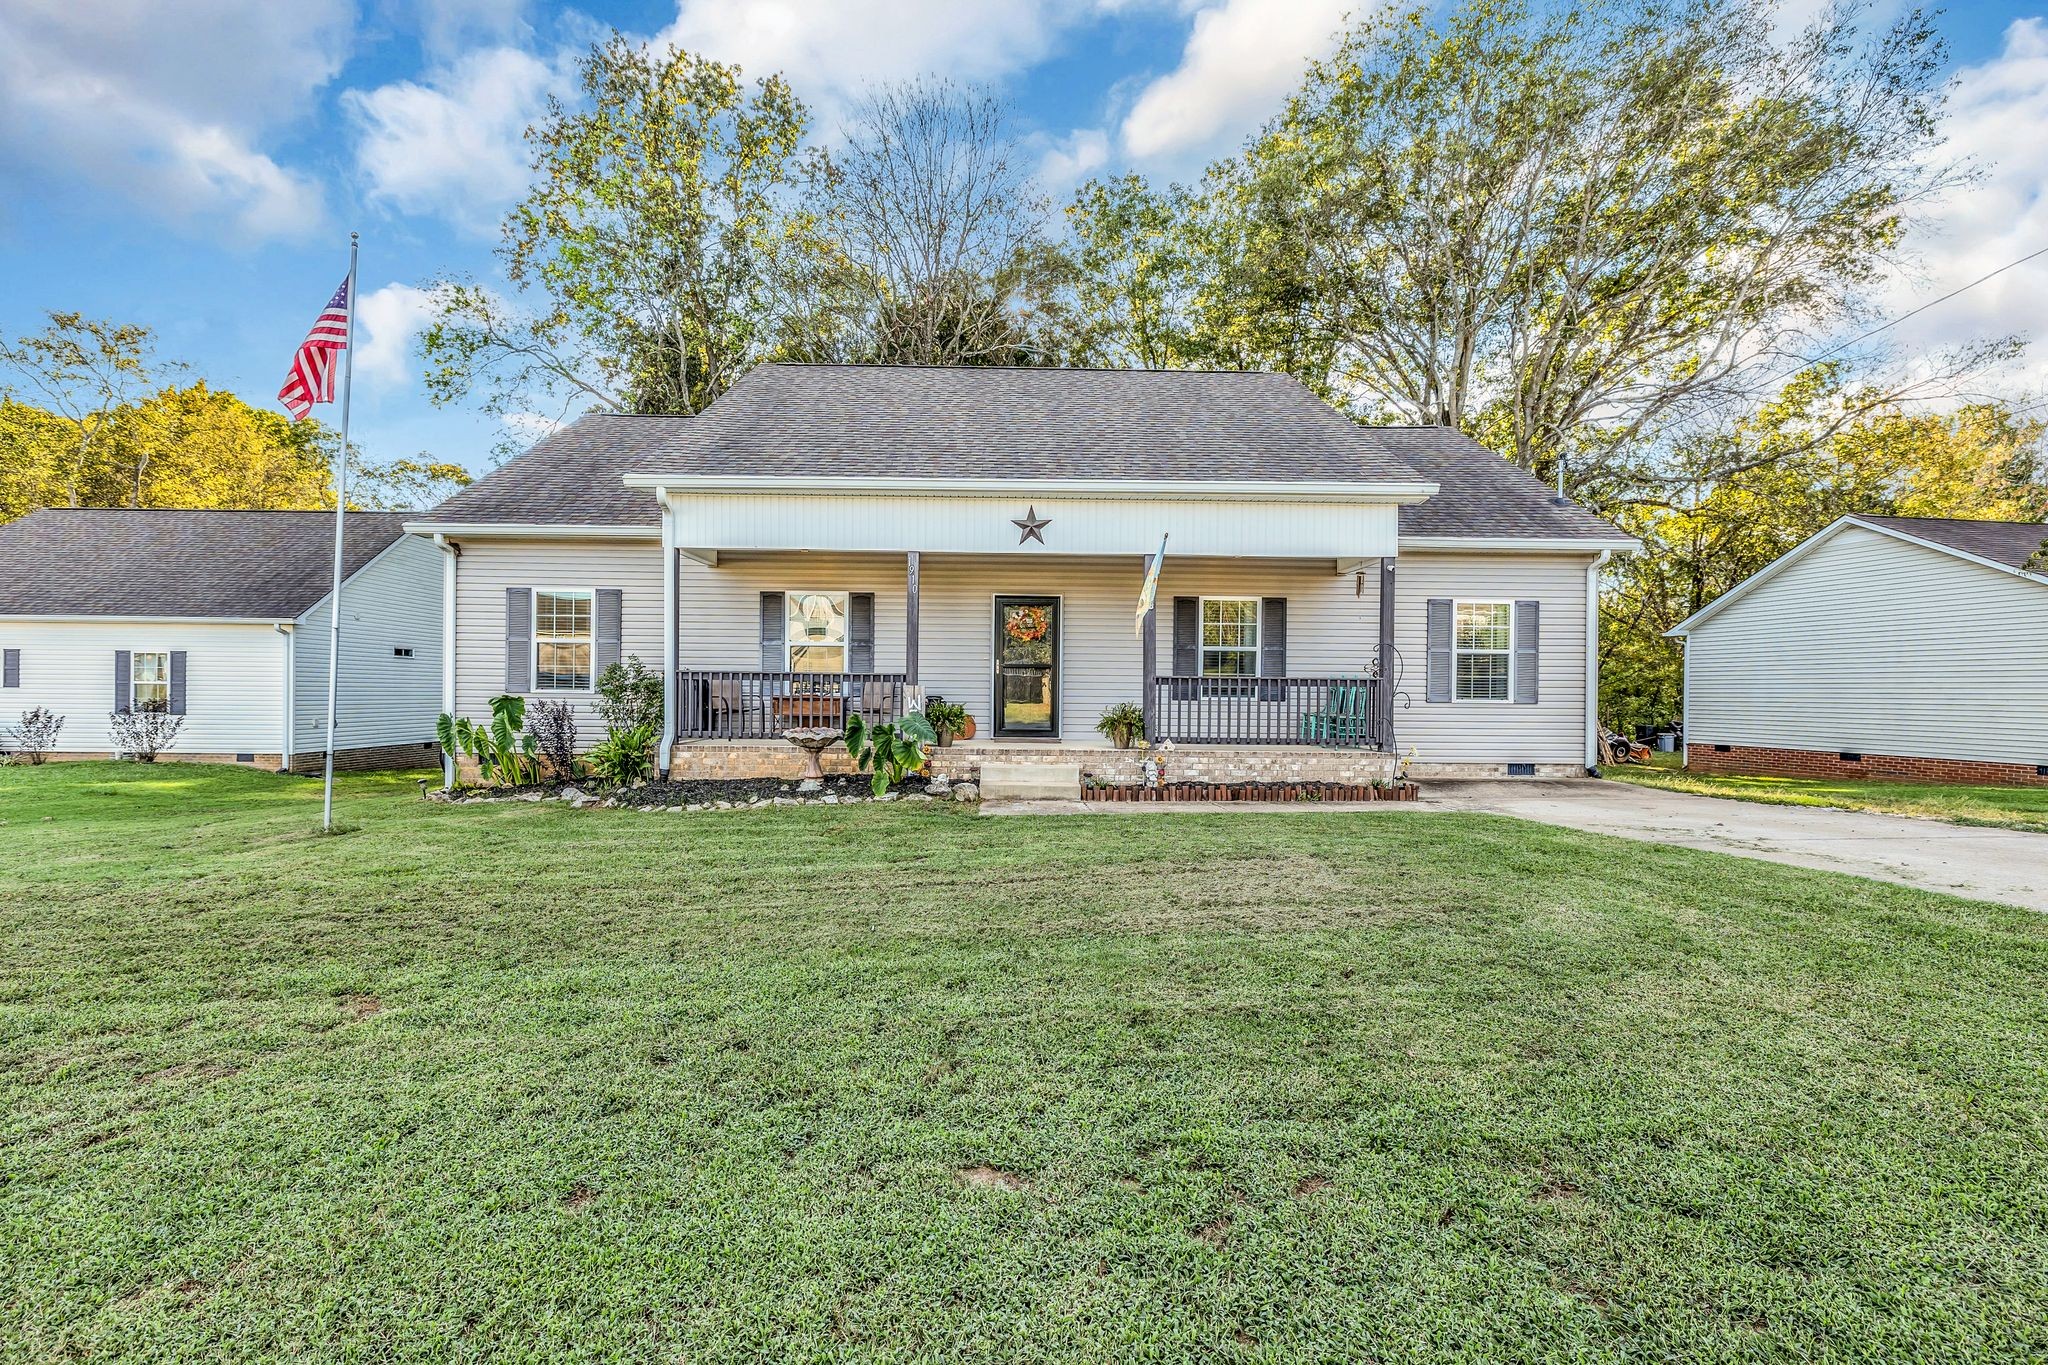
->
[6,707,63,764]
[586,723,657,785]
[530,700,578,777]
[923,699,967,737]
[109,703,184,762]
[1096,701,1146,748]
[595,655,662,734]
[845,712,936,795]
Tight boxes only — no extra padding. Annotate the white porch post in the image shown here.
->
[905,551,920,686]
[660,489,676,778]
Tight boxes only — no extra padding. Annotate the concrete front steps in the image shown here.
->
[976,762,1083,802]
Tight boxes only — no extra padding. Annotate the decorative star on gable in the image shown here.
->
[1012,507,1051,544]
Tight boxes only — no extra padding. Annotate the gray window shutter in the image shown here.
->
[2,648,17,688]
[847,592,875,673]
[1171,597,1199,675]
[114,650,131,713]
[1514,600,1540,705]
[759,592,785,671]
[1259,598,1287,676]
[169,651,187,715]
[595,589,623,675]
[505,588,532,693]
[1425,599,1452,703]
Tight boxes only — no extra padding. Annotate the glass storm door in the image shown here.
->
[994,597,1059,737]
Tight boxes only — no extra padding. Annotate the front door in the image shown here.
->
[993,596,1059,738]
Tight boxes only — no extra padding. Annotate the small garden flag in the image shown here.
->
[1135,533,1167,637]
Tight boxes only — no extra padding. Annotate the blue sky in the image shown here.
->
[2,0,2044,479]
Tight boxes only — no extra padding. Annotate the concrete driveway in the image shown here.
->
[1425,780,2048,912]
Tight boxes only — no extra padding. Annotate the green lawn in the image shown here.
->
[4,763,2048,1362]
[1603,752,2048,833]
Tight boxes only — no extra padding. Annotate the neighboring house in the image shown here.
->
[0,510,444,770]
[409,364,1635,784]
[1669,514,2048,786]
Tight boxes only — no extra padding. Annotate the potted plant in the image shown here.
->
[924,698,969,747]
[1097,701,1146,749]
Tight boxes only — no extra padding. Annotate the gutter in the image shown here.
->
[625,473,1442,503]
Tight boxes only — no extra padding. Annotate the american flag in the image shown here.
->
[278,278,351,421]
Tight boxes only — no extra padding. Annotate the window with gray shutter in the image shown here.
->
[1258,598,1287,676]
[168,651,187,716]
[847,592,875,673]
[2,648,17,688]
[505,588,532,692]
[759,592,786,671]
[595,589,623,675]
[1170,597,1199,699]
[114,650,131,713]
[1513,600,1539,704]
[1425,599,1452,702]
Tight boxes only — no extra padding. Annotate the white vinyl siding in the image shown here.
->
[452,537,663,740]
[290,531,446,755]
[453,540,1594,764]
[0,620,284,755]
[1397,552,1591,765]
[1684,524,2048,766]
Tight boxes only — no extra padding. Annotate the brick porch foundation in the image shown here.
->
[665,740,1398,786]
[1688,742,2048,787]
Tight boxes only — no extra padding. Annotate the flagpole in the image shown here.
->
[321,232,358,831]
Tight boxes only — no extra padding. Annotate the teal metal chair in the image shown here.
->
[1298,683,1374,745]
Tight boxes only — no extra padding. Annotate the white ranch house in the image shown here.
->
[411,365,1634,787]
[0,510,444,770]
[1670,514,2048,786]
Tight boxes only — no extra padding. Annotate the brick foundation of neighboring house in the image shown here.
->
[37,743,439,773]
[1687,742,2048,787]
[284,741,443,775]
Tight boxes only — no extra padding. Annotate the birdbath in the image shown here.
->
[784,727,843,792]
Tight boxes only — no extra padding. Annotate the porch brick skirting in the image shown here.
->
[666,741,1398,786]
[1687,742,2048,787]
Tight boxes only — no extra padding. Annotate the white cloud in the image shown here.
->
[1883,19,2048,390]
[655,0,1091,127]
[402,0,531,55]
[345,46,570,231]
[354,283,440,390]
[1037,127,1111,196]
[0,0,346,238]
[1118,0,1353,163]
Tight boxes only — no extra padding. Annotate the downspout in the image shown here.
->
[659,489,676,778]
[437,534,458,788]
[1584,550,1610,773]
[276,623,294,772]
[1680,634,1690,771]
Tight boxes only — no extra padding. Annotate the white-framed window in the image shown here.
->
[131,650,170,710]
[1200,597,1259,677]
[1453,600,1513,702]
[533,590,594,691]
[786,591,848,673]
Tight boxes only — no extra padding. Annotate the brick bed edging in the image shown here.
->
[1082,781,1420,803]
[1688,742,2048,788]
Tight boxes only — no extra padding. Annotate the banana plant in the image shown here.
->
[844,712,938,796]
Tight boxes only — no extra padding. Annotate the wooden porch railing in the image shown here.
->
[1149,675,1382,748]
[676,670,911,740]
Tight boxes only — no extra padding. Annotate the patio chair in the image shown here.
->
[853,678,900,724]
[706,677,769,738]
[1298,682,1374,745]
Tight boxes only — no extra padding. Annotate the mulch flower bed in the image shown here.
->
[1081,780,1420,803]
[430,773,969,809]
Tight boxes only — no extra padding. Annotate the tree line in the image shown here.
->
[0,313,470,525]
[416,0,2046,728]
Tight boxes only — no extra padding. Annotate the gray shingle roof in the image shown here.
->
[0,510,413,618]
[425,363,1628,543]
[1855,515,2048,574]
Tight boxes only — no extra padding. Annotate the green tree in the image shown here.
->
[0,312,173,509]
[420,37,824,439]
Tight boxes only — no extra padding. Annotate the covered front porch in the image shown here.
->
[664,549,1400,758]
